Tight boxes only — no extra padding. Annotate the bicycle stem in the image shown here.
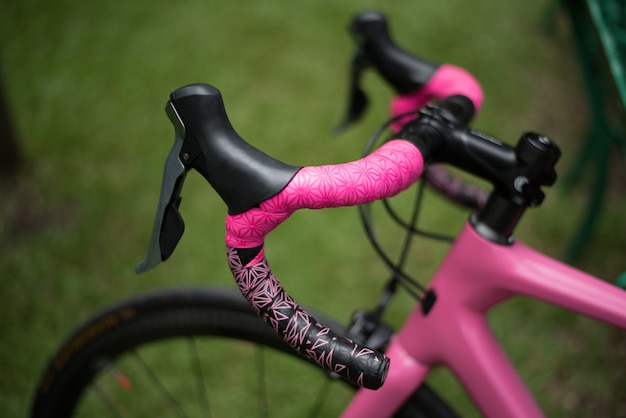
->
[398,97,562,244]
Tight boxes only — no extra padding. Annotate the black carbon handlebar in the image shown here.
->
[136,11,561,391]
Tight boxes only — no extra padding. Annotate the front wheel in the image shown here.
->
[31,286,457,417]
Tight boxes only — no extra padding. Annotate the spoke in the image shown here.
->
[256,347,269,418]
[92,378,125,418]
[131,349,189,418]
[187,337,212,417]
[307,376,333,418]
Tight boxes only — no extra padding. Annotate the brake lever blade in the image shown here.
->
[135,131,188,274]
[333,49,369,135]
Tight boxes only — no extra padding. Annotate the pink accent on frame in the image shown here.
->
[341,223,626,417]
[390,64,485,132]
[225,139,423,248]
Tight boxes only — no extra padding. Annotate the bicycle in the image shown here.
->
[31,11,626,418]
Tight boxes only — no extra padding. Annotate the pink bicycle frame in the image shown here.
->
[342,221,626,417]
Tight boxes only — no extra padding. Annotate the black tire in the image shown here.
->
[31,286,458,417]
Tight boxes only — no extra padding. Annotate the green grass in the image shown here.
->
[2,0,626,416]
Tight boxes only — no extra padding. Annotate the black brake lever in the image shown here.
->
[136,85,301,274]
[135,103,188,274]
[334,11,440,134]
[334,47,370,134]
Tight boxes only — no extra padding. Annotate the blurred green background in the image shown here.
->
[1,0,625,416]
